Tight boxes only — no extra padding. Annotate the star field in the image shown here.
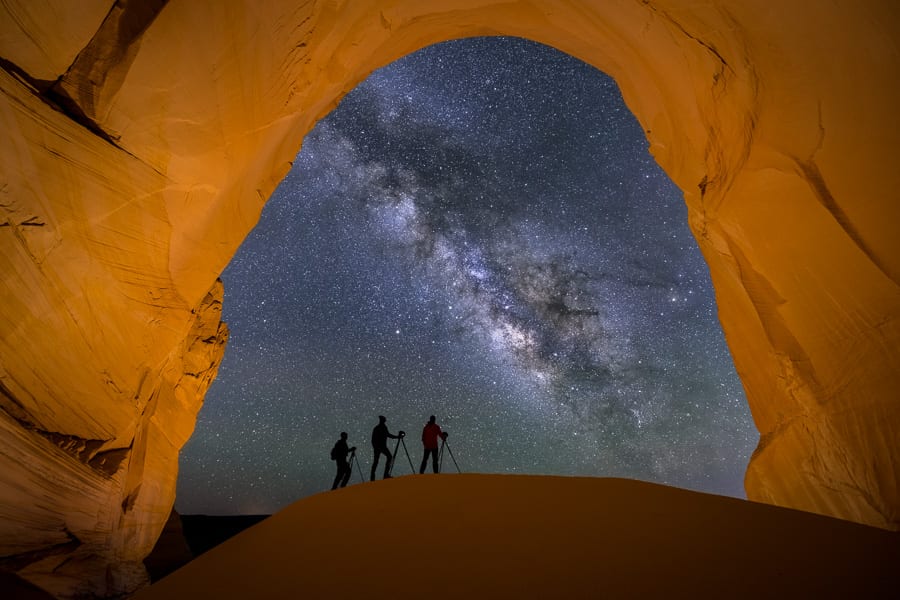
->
[176,37,757,515]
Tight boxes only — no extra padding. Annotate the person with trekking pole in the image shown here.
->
[330,432,356,490]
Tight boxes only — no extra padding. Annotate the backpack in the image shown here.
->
[330,444,338,461]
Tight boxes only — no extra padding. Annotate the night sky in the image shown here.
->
[175,37,757,515]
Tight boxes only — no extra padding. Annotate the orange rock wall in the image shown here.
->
[1,0,898,596]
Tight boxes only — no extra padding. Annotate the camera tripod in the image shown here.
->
[386,432,416,477]
[349,449,365,483]
[438,437,461,473]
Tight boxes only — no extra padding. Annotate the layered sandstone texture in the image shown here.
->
[1,0,898,597]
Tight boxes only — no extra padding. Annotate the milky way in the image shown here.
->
[176,38,757,515]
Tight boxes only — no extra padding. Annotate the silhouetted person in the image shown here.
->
[419,415,448,474]
[331,432,356,490]
[370,415,401,481]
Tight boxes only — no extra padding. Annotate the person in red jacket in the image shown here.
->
[419,415,447,474]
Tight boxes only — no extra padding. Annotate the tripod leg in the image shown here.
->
[438,439,445,474]
[445,441,461,473]
[387,438,400,477]
[354,454,365,483]
[401,438,415,473]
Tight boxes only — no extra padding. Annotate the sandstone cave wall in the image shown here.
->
[0,0,898,597]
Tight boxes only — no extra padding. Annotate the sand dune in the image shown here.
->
[136,475,898,598]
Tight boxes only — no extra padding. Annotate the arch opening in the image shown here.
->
[176,37,756,515]
[1,2,898,597]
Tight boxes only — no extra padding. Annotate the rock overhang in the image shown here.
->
[1,1,898,597]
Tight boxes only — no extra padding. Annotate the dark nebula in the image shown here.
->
[176,37,756,515]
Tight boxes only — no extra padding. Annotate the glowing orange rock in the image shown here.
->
[1,1,897,597]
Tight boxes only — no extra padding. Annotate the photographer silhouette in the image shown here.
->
[330,432,356,490]
[419,415,446,474]
[370,415,400,481]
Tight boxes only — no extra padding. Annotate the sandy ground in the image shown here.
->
[134,475,898,599]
